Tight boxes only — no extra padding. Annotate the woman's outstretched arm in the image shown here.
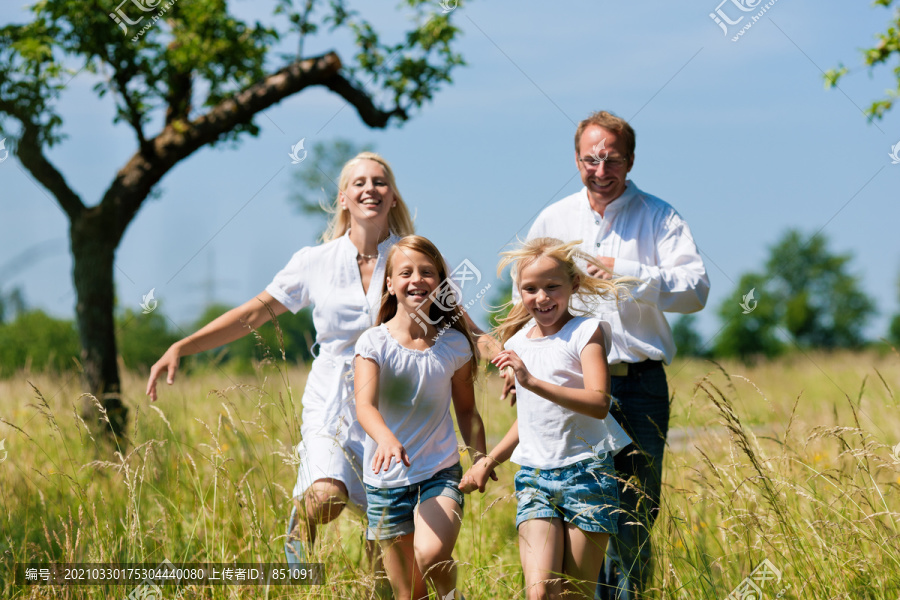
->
[146,291,288,401]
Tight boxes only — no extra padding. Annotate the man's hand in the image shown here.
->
[586,256,615,280]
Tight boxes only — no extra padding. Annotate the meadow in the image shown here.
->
[1,349,899,599]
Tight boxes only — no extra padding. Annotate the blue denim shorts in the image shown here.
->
[365,463,464,541]
[514,452,620,533]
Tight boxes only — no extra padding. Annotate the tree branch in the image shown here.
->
[321,71,408,127]
[16,119,85,220]
[103,51,404,238]
[112,69,149,150]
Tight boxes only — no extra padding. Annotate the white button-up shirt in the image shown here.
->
[522,181,709,364]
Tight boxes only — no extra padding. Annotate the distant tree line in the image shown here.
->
[674,228,887,361]
[0,295,315,378]
[1,228,899,375]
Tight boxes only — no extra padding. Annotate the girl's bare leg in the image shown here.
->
[518,518,564,600]
[413,495,463,598]
[562,525,608,599]
[380,533,427,600]
[289,478,348,550]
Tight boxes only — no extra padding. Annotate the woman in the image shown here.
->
[146,152,415,562]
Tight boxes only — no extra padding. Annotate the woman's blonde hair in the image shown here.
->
[494,237,631,345]
[377,235,478,378]
[321,152,415,242]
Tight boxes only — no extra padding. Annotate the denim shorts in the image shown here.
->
[514,452,620,533]
[365,463,464,541]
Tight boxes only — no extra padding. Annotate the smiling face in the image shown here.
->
[575,125,634,210]
[386,248,441,314]
[338,159,395,229]
[518,255,578,335]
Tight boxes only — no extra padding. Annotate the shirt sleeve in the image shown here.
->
[614,209,710,314]
[447,330,474,372]
[354,328,382,366]
[265,247,313,314]
[574,318,612,357]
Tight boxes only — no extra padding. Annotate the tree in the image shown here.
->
[0,0,466,437]
[288,137,373,239]
[0,310,80,377]
[714,273,784,360]
[890,313,900,348]
[714,230,876,360]
[889,271,900,347]
[764,230,875,348]
[825,0,900,119]
[670,314,711,359]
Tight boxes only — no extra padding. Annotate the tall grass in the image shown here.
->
[1,350,898,598]
[657,352,900,599]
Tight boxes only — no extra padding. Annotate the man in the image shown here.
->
[521,110,709,599]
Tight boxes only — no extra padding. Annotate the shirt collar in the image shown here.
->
[379,231,400,253]
[582,180,639,218]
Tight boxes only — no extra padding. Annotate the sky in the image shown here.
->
[1,0,900,350]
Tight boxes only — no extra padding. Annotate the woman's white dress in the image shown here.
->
[266,230,399,509]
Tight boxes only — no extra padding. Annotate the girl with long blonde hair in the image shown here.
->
[460,237,632,600]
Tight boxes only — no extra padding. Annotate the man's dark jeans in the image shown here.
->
[597,361,669,600]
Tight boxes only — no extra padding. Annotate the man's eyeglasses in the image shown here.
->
[579,156,629,168]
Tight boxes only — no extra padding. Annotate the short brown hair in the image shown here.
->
[574,111,636,158]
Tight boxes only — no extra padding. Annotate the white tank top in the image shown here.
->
[507,316,631,469]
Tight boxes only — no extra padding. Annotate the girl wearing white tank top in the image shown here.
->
[460,237,632,600]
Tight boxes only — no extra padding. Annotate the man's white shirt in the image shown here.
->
[520,180,709,364]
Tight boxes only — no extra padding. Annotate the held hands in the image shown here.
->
[146,344,182,402]
[491,350,532,390]
[459,455,500,494]
[372,436,410,474]
[500,367,517,406]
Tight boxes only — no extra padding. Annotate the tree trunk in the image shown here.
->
[12,51,391,444]
[71,207,128,441]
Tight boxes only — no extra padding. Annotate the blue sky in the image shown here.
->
[1,0,899,348]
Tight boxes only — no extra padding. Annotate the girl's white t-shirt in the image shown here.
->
[507,316,632,470]
[355,324,472,488]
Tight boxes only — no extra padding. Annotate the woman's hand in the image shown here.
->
[491,350,532,390]
[146,344,182,402]
[372,436,410,474]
